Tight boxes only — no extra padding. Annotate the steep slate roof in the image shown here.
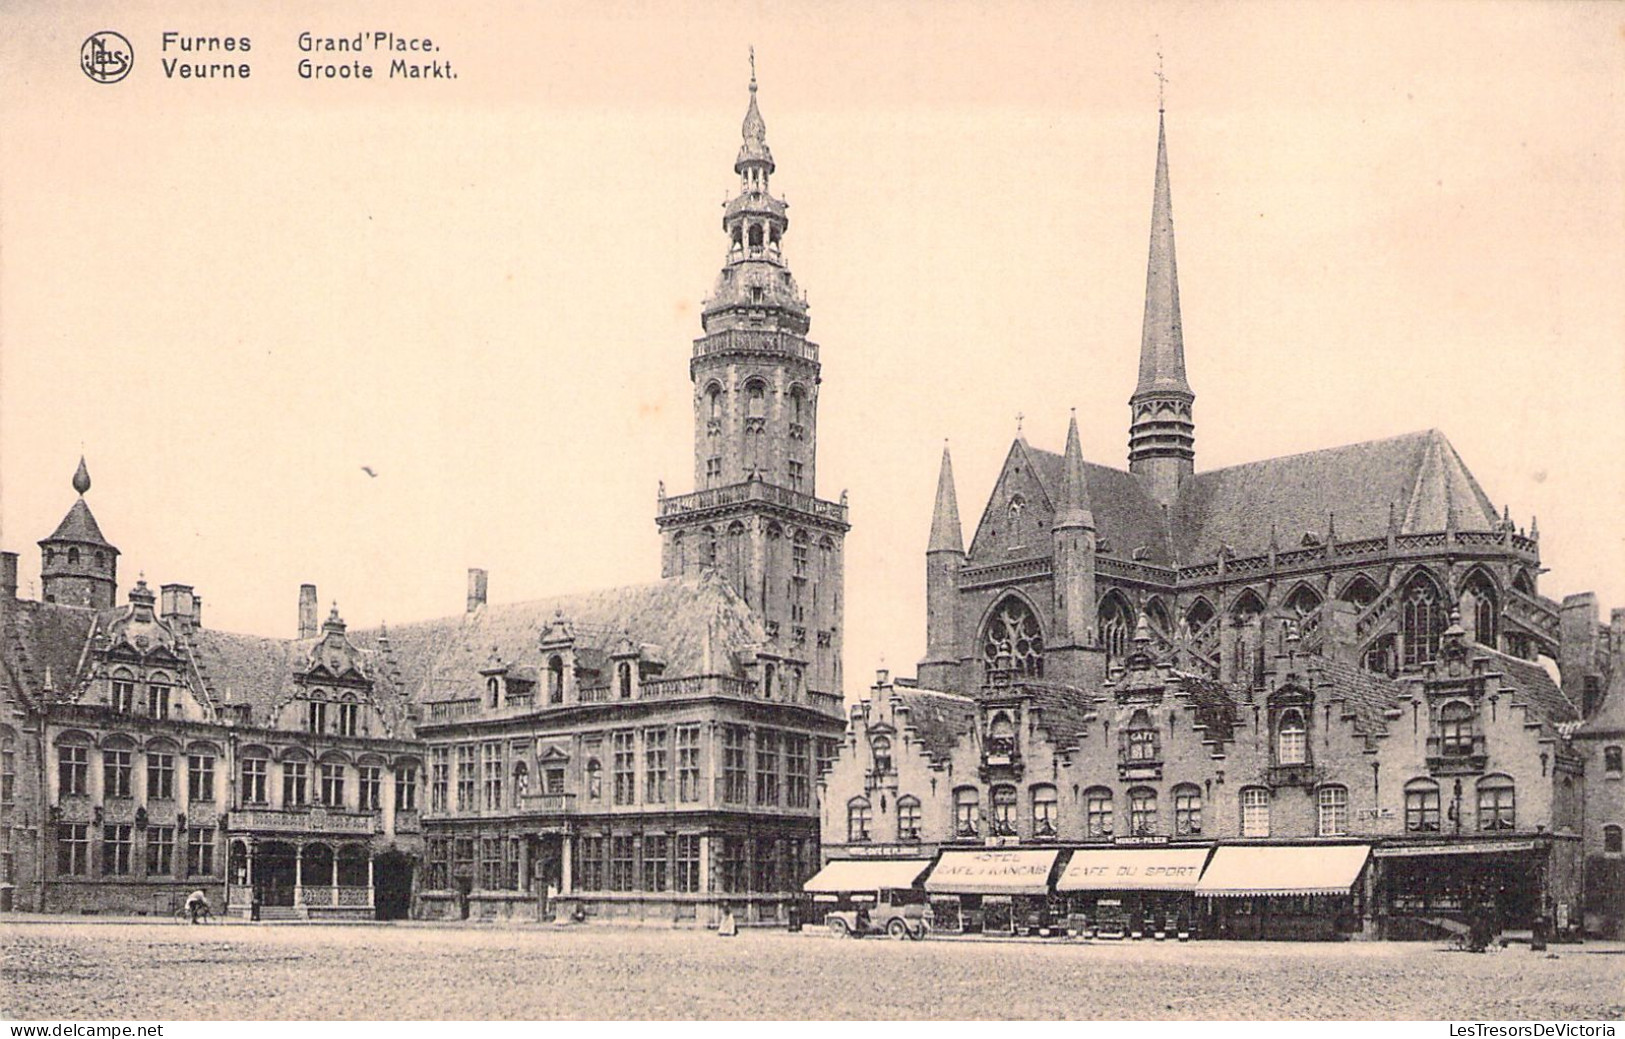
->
[351,571,766,705]
[3,601,99,705]
[1172,429,1500,563]
[1177,675,1239,743]
[185,627,299,721]
[1026,446,1172,565]
[1477,646,1578,727]
[1307,657,1405,738]
[42,499,115,547]
[1020,682,1099,752]
[893,687,977,763]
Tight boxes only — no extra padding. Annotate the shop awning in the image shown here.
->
[1372,840,1540,858]
[1056,847,1212,892]
[802,858,933,894]
[924,849,1061,896]
[1194,845,1371,897]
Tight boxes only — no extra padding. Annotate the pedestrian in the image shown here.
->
[185,888,208,925]
[718,907,738,937]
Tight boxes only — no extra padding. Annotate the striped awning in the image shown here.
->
[1194,845,1371,897]
[802,858,933,893]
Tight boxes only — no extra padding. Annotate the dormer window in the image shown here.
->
[617,662,633,700]
[147,683,171,721]
[487,677,501,709]
[111,673,135,714]
[306,700,326,734]
[336,699,359,737]
[1277,708,1307,765]
[547,656,565,704]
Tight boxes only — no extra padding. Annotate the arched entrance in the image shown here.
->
[257,841,297,907]
[374,851,415,921]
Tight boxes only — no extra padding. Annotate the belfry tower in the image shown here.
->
[1127,107,1195,507]
[656,61,849,699]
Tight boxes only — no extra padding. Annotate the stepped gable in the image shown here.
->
[351,572,768,704]
[1176,674,1238,743]
[891,687,976,763]
[1171,429,1500,564]
[1025,446,1172,565]
[1475,646,1579,728]
[1013,681,1099,753]
[1305,656,1405,738]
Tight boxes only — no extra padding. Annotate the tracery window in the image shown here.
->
[1462,570,1499,648]
[1402,574,1446,667]
[982,597,1043,678]
[1099,595,1133,666]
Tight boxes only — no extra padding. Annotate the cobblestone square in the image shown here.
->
[2,921,1622,1020]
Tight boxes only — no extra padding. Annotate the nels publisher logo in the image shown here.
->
[81,31,134,84]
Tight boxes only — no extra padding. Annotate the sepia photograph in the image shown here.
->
[1,0,1622,1025]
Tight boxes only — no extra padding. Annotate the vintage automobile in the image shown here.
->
[825,891,932,940]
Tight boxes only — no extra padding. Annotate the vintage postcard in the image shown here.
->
[1,0,1621,1025]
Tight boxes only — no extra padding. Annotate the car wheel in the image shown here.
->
[887,919,909,940]
[907,922,927,941]
[828,918,851,938]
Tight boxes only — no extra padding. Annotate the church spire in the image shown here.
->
[1054,411,1096,532]
[928,443,964,554]
[1128,106,1196,506]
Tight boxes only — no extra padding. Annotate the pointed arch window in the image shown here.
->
[1099,595,1133,667]
[1284,584,1322,618]
[982,597,1043,678]
[1339,575,1381,609]
[1461,570,1499,648]
[1402,573,1445,667]
[746,380,767,420]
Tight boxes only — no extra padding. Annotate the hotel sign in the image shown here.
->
[1373,840,1539,858]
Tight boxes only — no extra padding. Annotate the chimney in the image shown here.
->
[160,583,197,632]
[298,584,319,640]
[193,594,203,628]
[0,551,17,600]
[467,568,488,613]
[1558,593,1598,699]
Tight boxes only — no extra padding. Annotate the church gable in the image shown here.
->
[966,440,1057,565]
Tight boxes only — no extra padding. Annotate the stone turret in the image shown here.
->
[38,457,119,609]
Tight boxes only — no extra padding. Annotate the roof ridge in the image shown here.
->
[1191,428,1439,480]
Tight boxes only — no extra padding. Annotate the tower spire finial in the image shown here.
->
[1155,40,1167,114]
[749,45,756,89]
[928,443,964,554]
[72,456,91,496]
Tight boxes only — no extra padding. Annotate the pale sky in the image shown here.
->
[3,1,1622,695]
